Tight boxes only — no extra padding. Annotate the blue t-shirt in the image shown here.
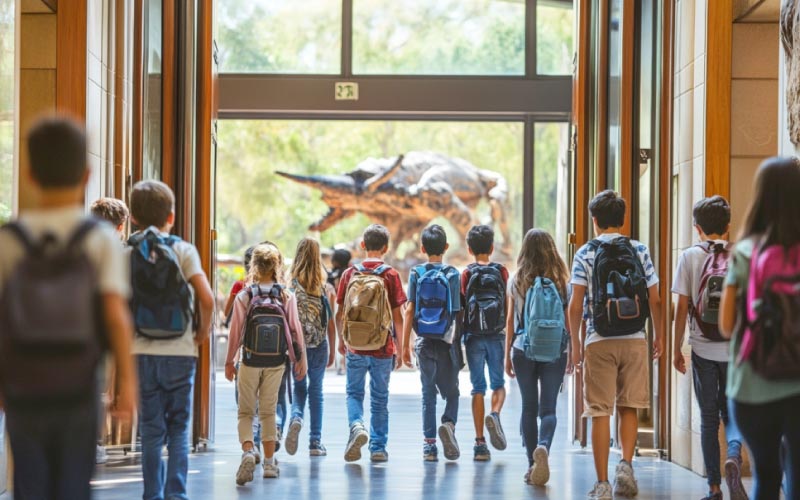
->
[407,262,462,345]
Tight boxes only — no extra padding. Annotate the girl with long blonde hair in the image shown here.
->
[283,238,337,457]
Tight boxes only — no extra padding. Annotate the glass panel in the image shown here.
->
[606,0,622,190]
[0,0,13,224]
[216,120,524,282]
[537,0,575,75]
[534,123,571,257]
[142,0,163,180]
[216,0,341,74]
[353,0,525,75]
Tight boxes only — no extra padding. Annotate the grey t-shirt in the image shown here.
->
[671,241,730,362]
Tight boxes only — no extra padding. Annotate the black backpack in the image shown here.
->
[0,219,104,406]
[588,238,650,337]
[464,263,506,336]
[129,228,193,340]
[242,284,293,368]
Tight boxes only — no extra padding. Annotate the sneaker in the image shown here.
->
[613,460,639,497]
[262,459,280,479]
[588,481,613,500]
[96,445,108,465]
[700,492,723,500]
[524,466,533,484]
[423,442,438,462]
[484,412,507,450]
[725,457,748,500]
[438,422,460,461]
[235,450,257,485]
[309,441,327,457]
[370,449,389,462]
[285,417,302,456]
[344,424,369,462]
[530,445,550,486]
[473,441,491,461]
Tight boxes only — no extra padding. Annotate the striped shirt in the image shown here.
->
[570,233,659,346]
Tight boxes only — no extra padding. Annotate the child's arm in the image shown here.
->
[504,293,515,378]
[225,294,246,381]
[719,285,738,339]
[190,273,215,346]
[102,293,137,418]
[568,285,586,370]
[392,306,404,370]
[402,302,415,368]
[648,284,663,360]
[326,287,337,368]
[335,306,346,356]
[285,294,308,381]
[673,294,689,374]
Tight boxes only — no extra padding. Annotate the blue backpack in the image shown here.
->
[412,264,455,339]
[129,227,193,340]
[521,277,566,362]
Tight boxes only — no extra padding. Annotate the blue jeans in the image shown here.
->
[691,352,743,487]
[138,355,196,500]
[275,369,288,435]
[6,400,97,500]
[512,348,566,466]
[345,352,393,452]
[292,340,329,442]
[733,394,800,500]
[416,339,460,439]
[465,335,505,396]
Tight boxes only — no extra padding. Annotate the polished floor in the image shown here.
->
[88,369,751,500]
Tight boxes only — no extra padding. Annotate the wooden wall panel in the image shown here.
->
[705,0,732,199]
[161,0,176,190]
[620,0,635,233]
[55,0,87,119]
[132,0,143,182]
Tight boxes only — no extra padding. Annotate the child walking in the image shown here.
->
[461,224,510,461]
[284,238,337,457]
[505,229,571,486]
[225,243,307,484]
[402,224,462,462]
[719,157,800,500]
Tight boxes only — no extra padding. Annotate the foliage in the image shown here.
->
[0,0,14,223]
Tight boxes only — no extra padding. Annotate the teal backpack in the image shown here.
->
[521,277,566,362]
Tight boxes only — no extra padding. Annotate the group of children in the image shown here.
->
[0,115,798,500]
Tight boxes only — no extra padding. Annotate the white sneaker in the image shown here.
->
[438,422,460,461]
[285,417,302,456]
[235,450,257,485]
[344,424,369,462]
[262,459,280,479]
[588,481,613,500]
[530,445,550,486]
[613,460,639,497]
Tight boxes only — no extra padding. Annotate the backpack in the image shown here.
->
[521,277,566,363]
[412,264,456,340]
[292,279,331,348]
[738,242,800,380]
[464,263,507,336]
[690,242,730,341]
[342,264,392,351]
[129,228,193,340]
[0,220,104,406]
[588,238,650,337]
[241,284,295,368]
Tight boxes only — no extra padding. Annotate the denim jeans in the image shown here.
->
[292,340,329,442]
[138,355,196,500]
[465,335,505,396]
[6,400,97,500]
[346,352,393,452]
[275,369,288,435]
[512,348,566,466]
[733,394,800,500]
[416,339,460,439]
[691,352,743,487]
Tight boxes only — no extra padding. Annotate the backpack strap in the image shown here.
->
[372,264,391,276]
[65,219,101,254]
[1,222,36,254]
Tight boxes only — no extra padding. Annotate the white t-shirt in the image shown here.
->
[130,232,205,358]
[671,241,730,362]
[570,233,659,347]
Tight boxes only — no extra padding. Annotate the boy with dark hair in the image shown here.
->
[461,224,509,461]
[0,116,137,500]
[336,224,406,462]
[91,197,129,236]
[672,196,746,500]
[568,190,663,500]
[402,225,462,462]
[129,180,215,500]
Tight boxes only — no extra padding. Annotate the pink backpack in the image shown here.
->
[691,242,730,341]
[738,242,800,379]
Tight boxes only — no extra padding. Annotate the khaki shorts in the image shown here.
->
[583,339,650,417]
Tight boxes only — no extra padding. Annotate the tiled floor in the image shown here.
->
[87,370,750,500]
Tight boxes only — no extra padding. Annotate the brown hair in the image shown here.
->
[27,116,87,188]
[291,238,326,294]
[740,156,800,248]
[514,229,569,299]
[248,243,285,288]
[130,180,175,228]
[91,197,129,227]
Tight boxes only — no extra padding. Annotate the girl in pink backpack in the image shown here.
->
[720,156,800,500]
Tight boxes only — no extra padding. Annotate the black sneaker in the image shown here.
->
[700,492,723,500]
[725,457,748,500]
[309,440,327,457]
[423,442,438,462]
[473,441,491,461]
[484,412,507,450]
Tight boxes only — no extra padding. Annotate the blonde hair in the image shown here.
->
[247,243,284,286]
[514,229,569,299]
[291,237,326,294]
